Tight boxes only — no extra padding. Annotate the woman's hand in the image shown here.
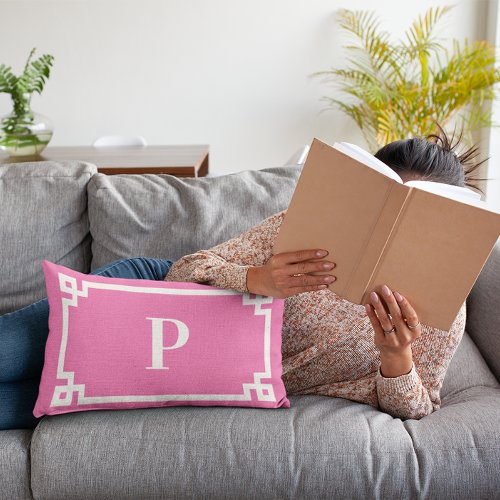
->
[365,284,422,377]
[246,249,336,298]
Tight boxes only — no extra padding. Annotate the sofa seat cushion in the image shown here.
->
[31,390,500,499]
[0,429,33,499]
[0,161,97,315]
[87,165,302,270]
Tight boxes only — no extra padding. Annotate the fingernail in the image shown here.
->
[322,263,334,269]
[382,285,391,297]
[394,291,403,302]
[370,291,379,303]
[316,250,328,257]
[323,276,334,283]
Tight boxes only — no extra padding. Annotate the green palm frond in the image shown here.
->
[404,7,451,87]
[404,6,451,56]
[314,6,500,150]
[338,9,402,81]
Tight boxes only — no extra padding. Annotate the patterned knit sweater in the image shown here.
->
[165,211,466,420]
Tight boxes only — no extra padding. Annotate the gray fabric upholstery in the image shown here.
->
[441,331,499,399]
[30,390,500,500]
[0,161,96,315]
[466,242,500,380]
[29,398,420,500]
[405,385,500,499]
[87,166,302,270]
[0,429,33,499]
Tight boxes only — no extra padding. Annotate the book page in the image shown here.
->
[404,180,483,206]
[335,144,493,210]
[333,142,403,183]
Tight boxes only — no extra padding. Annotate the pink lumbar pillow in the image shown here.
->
[34,261,289,418]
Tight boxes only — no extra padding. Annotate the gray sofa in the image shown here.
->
[1,160,499,500]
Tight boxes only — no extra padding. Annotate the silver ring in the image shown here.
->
[383,326,396,334]
[407,322,421,330]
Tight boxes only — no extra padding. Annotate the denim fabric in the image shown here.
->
[1,379,42,430]
[0,257,172,430]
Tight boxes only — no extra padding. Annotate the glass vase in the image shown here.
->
[0,102,53,157]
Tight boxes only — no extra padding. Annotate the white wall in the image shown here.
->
[0,0,490,175]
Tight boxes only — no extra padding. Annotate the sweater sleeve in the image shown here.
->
[165,211,286,292]
[375,301,466,420]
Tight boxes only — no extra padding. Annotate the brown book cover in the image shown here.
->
[273,138,500,330]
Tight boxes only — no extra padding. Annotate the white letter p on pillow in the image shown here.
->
[146,318,190,370]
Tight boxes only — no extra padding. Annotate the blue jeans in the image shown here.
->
[0,257,173,430]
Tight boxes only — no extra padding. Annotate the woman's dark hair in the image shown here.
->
[374,124,487,192]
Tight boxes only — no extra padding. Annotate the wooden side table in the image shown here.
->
[0,145,209,177]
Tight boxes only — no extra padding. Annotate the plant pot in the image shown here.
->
[0,109,53,157]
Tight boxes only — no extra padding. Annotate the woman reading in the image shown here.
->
[164,129,482,420]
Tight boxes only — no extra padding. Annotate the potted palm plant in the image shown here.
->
[0,48,54,157]
[314,6,500,151]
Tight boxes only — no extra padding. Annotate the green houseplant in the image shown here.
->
[0,48,54,156]
[314,6,500,151]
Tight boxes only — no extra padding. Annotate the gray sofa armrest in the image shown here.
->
[466,242,500,382]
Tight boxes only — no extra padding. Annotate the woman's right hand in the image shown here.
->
[246,249,336,298]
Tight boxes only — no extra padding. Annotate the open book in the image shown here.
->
[273,138,500,330]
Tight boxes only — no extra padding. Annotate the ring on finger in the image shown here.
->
[407,321,421,330]
[383,326,396,334]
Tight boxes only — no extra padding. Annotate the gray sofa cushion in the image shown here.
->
[441,331,499,400]
[404,385,500,499]
[88,165,302,270]
[0,161,96,315]
[30,391,500,499]
[466,242,500,380]
[0,429,33,500]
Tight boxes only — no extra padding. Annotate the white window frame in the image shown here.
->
[486,0,500,211]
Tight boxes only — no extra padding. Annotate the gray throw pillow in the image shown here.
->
[88,165,302,270]
[0,161,96,314]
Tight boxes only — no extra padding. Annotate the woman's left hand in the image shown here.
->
[365,284,422,355]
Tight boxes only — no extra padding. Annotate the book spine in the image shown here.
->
[343,182,410,303]
[359,187,414,304]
